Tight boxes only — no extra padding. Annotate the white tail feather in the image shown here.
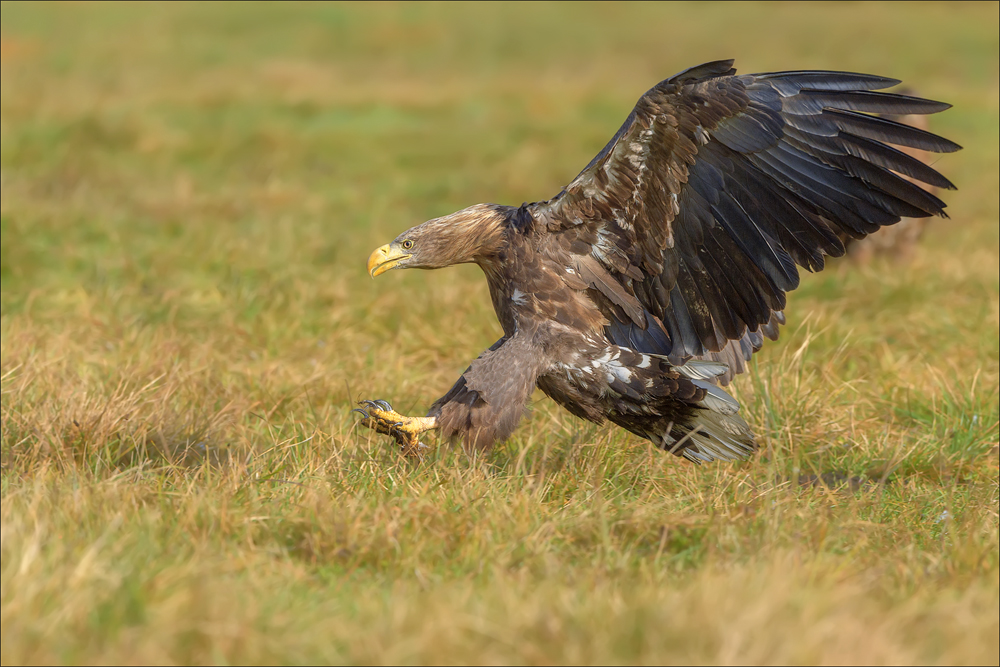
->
[662,410,756,463]
[673,359,730,380]
[692,380,741,415]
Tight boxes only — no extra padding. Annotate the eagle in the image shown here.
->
[355,59,960,463]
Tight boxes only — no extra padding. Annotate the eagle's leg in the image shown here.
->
[354,399,438,456]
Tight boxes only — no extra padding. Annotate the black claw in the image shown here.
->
[374,399,393,412]
[351,408,370,419]
[360,399,379,410]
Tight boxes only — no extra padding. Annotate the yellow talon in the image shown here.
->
[355,400,438,456]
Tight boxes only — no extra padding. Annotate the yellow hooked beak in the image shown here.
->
[367,243,412,278]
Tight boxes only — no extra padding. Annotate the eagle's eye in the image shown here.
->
[401,239,414,250]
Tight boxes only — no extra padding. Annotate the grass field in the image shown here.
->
[1,2,998,664]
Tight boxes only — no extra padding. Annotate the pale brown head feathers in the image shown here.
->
[367,203,510,277]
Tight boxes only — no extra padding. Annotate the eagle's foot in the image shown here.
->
[353,399,438,457]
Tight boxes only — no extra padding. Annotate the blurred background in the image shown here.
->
[2,1,996,333]
[1,4,997,664]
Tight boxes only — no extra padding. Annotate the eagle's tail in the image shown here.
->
[665,408,756,463]
[662,362,757,462]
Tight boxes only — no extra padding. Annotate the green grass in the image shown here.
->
[1,2,998,664]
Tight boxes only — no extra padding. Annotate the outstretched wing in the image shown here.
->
[531,59,960,365]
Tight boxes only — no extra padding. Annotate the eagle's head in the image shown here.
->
[367,203,508,277]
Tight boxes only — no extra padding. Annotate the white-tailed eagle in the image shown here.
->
[357,59,959,462]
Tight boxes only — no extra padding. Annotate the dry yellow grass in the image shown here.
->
[1,2,998,664]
